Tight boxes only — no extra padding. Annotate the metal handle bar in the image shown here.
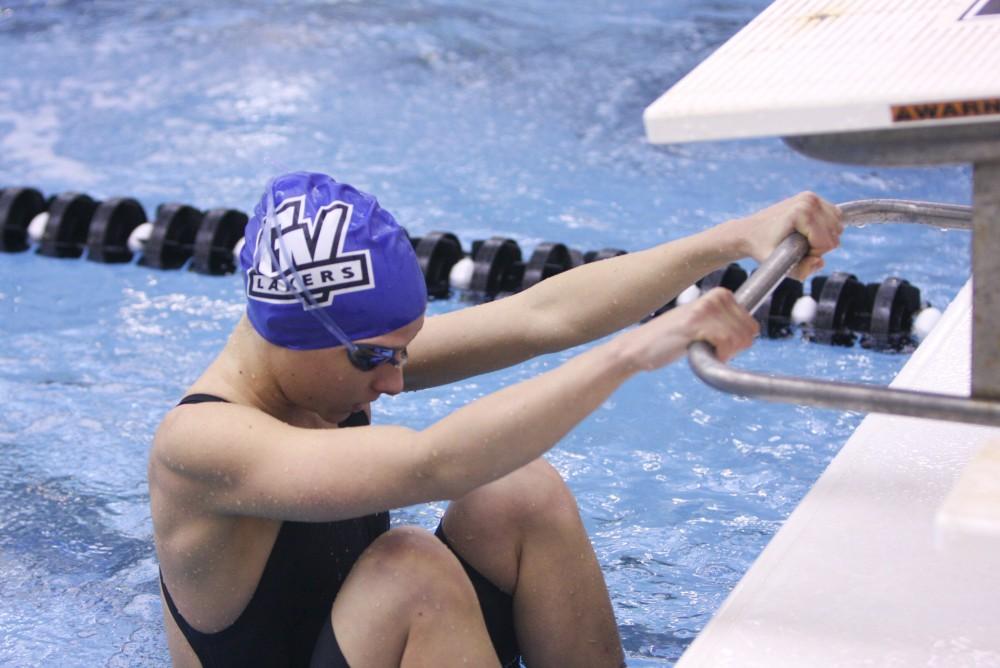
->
[687,199,1000,427]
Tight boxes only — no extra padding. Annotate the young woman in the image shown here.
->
[150,171,841,667]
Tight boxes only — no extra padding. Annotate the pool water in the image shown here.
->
[0,1,973,666]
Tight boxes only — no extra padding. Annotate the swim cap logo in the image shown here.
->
[246,195,374,308]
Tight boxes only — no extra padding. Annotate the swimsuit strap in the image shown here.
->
[178,394,367,429]
[159,569,201,640]
[177,393,231,406]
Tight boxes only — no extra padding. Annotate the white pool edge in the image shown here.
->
[676,279,1000,667]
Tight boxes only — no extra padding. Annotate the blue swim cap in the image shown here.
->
[240,172,427,350]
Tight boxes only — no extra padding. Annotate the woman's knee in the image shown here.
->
[520,459,579,520]
[331,527,489,665]
[350,526,476,610]
[452,459,582,538]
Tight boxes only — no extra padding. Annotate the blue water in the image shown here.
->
[0,1,973,666]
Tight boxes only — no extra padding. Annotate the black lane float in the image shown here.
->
[0,186,940,352]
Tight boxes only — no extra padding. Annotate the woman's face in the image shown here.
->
[277,316,424,424]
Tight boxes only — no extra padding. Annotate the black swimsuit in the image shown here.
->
[159,394,520,668]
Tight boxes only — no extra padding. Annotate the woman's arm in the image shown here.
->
[405,192,841,390]
[151,289,756,523]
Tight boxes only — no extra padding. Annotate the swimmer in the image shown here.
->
[149,172,842,668]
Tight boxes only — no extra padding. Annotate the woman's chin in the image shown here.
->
[320,409,352,425]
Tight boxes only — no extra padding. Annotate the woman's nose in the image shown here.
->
[372,365,404,396]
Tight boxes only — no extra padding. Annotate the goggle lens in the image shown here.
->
[347,344,408,372]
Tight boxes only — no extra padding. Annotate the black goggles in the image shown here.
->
[346,344,408,372]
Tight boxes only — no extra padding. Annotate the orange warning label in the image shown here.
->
[892,98,1000,123]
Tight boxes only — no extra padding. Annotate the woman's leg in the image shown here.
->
[442,458,625,668]
[326,526,501,668]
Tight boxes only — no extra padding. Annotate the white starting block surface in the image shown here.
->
[676,281,1000,668]
[644,0,1000,143]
